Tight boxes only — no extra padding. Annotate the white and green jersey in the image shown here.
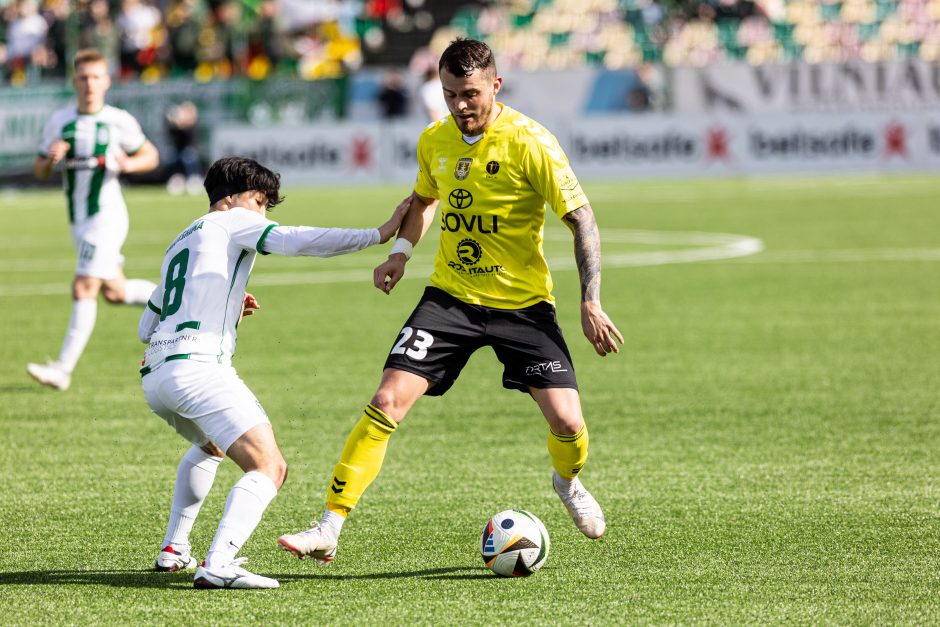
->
[140,207,380,373]
[38,103,147,226]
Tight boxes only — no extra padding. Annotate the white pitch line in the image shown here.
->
[723,248,940,263]
[7,243,939,298]
[0,228,763,297]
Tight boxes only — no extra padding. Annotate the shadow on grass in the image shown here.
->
[0,566,491,588]
[0,569,193,589]
[0,384,45,393]
[279,566,492,582]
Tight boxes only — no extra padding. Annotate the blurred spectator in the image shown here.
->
[377,69,408,119]
[2,0,939,87]
[79,0,120,72]
[165,0,203,74]
[164,100,203,196]
[195,0,241,80]
[628,83,652,112]
[116,0,163,78]
[244,0,283,80]
[418,66,447,121]
[294,18,362,79]
[41,0,69,78]
[5,0,48,82]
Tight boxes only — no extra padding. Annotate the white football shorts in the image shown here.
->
[71,213,128,280]
[142,359,271,453]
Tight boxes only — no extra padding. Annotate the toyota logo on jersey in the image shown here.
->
[448,188,473,209]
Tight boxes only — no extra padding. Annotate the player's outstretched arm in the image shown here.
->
[563,204,625,357]
[260,197,406,259]
[374,192,437,294]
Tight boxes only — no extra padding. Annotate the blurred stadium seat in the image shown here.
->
[2,1,937,87]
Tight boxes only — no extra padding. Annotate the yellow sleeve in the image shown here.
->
[413,130,439,200]
[523,129,589,219]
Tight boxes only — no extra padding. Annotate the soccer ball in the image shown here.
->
[480,509,550,577]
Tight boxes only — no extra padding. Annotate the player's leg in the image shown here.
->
[192,422,285,590]
[279,287,481,562]
[332,367,430,512]
[531,387,606,539]
[147,361,284,588]
[100,268,156,305]
[144,369,221,572]
[26,275,101,391]
[200,423,287,565]
[277,368,430,563]
[190,371,286,589]
[489,302,606,539]
[156,441,224,572]
[90,210,154,306]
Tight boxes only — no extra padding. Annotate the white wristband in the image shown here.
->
[390,237,413,260]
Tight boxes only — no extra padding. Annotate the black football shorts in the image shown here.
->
[383,287,578,396]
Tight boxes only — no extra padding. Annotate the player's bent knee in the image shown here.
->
[72,280,99,300]
[370,371,428,420]
[552,415,585,436]
[369,389,414,422]
[369,388,397,415]
[101,285,125,303]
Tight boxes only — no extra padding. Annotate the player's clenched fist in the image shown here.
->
[47,140,70,165]
[374,256,406,294]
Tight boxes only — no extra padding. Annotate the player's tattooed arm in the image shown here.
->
[563,204,625,356]
[563,205,602,302]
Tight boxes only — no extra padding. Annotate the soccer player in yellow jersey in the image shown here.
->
[279,38,624,563]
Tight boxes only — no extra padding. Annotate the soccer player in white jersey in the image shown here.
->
[279,38,623,565]
[28,49,160,391]
[139,157,406,589]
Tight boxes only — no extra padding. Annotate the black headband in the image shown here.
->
[208,183,250,206]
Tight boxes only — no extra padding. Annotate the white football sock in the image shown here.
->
[319,509,346,542]
[123,278,157,305]
[553,472,576,496]
[56,299,97,374]
[205,471,278,568]
[162,446,222,550]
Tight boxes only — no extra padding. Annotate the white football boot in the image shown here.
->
[154,545,199,572]
[26,361,71,391]
[193,558,279,589]
[553,471,607,539]
[277,522,337,564]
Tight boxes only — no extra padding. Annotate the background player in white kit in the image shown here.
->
[28,49,160,391]
[139,157,407,589]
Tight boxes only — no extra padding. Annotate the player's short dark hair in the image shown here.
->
[204,156,284,209]
[439,38,496,78]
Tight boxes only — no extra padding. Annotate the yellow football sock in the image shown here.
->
[547,424,589,480]
[326,404,398,511]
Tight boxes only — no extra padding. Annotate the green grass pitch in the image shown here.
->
[0,175,938,624]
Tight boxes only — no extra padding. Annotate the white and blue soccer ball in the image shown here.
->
[480,509,550,577]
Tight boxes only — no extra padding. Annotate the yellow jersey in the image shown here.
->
[414,104,588,309]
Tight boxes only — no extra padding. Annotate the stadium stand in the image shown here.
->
[428,0,940,68]
[1,0,938,86]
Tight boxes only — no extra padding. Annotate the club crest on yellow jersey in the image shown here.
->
[454,157,473,180]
